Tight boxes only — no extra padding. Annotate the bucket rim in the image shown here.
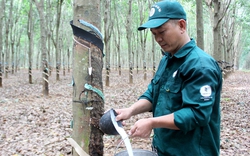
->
[114,148,158,156]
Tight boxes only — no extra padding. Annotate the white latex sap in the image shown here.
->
[110,110,134,156]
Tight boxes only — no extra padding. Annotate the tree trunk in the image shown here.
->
[206,0,231,63]
[10,31,15,75]
[139,0,150,79]
[136,31,139,74]
[36,45,40,70]
[15,25,21,73]
[104,0,112,87]
[4,0,13,78]
[28,1,34,84]
[126,0,133,84]
[0,0,4,87]
[234,30,242,70]
[152,35,156,77]
[47,0,52,76]
[213,0,223,62]
[196,0,204,50]
[47,32,52,76]
[71,0,104,155]
[143,61,147,80]
[33,0,49,96]
[67,48,70,72]
[62,44,66,76]
[113,0,121,76]
[55,0,63,81]
[63,53,66,76]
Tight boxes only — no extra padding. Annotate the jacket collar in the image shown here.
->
[165,38,196,59]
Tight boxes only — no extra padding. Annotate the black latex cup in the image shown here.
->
[99,108,122,135]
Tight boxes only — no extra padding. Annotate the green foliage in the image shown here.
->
[235,0,250,68]
[1,0,249,69]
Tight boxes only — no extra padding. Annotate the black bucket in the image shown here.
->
[115,149,157,156]
[99,109,122,135]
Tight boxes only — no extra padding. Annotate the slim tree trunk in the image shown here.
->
[10,32,15,75]
[4,0,13,78]
[36,45,40,70]
[15,25,21,73]
[67,48,70,72]
[55,0,63,81]
[33,0,49,96]
[47,0,52,76]
[206,0,231,63]
[152,35,156,77]
[71,0,104,155]
[62,45,66,76]
[139,0,149,79]
[213,6,222,62]
[0,0,4,87]
[28,1,34,84]
[196,0,204,50]
[113,0,121,76]
[126,0,133,84]
[136,31,139,74]
[104,0,112,87]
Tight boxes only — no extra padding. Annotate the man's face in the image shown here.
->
[151,19,185,55]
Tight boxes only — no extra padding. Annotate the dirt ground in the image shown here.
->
[0,69,249,156]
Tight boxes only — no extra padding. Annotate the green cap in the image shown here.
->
[138,0,186,31]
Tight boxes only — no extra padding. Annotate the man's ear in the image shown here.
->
[178,19,186,33]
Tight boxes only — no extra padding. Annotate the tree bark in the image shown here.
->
[72,0,104,155]
[196,0,204,50]
[33,0,49,96]
[10,28,15,75]
[104,0,112,87]
[28,1,34,84]
[113,0,122,76]
[213,0,223,62]
[206,0,231,62]
[47,0,52,76]
[152,35,156,77]
[15,25,21,73]
[126,0,133,84]
[55,0,63,81]
[138,0,149,80]
[4,0,13,78]
[0,0,4,87]
[67,48,70,72]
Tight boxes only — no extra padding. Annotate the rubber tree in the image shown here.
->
[206,0,231,62]
[196,0,204,50]
[33,0,49,96]
[0,0,4,87]
[137,0,149,80]
[113,0,122,76]
[126,0,133,84]
[71,0,104,155]
[54,0,63,81]
[104,0,112,87]
[4,0,13,79]
[27,0,34,84]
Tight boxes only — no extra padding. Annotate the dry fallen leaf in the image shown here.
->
[0,70,249,156]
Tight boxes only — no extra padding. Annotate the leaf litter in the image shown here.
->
[0,69,249,156]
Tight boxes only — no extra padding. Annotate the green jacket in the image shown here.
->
[139,39,222,156]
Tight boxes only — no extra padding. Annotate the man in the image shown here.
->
[115,0,222,156]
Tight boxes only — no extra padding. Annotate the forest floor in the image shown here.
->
[0,69,249,156]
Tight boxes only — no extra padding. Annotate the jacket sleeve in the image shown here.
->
[174,66,222,133]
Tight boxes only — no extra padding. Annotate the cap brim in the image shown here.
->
[138,18,169,31]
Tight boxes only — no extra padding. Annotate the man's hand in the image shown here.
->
[129,118,153,138]
[115,108,133,121]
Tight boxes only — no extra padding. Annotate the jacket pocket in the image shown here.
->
[164,80,182,111]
